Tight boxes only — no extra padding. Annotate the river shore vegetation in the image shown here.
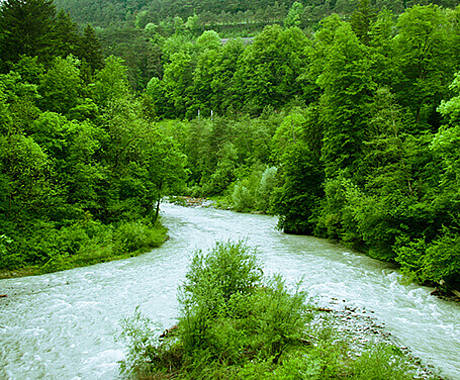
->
[0,0,186,277]
[119,242,435,379]
[1,0,459,291]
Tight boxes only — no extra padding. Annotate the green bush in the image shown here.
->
[113,220,166,254]
[0,218,167,276]
[180,241,263,315]
[232,183,254,212]
[256,166,278,212]
[230,165,277,213]
[350,344,413,380]
[0,234,15,268]
[395,227,460,286]
[119,241,420,379]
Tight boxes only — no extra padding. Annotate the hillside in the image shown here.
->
[54,0,459,29]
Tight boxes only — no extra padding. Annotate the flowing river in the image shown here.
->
[1,204,459,379]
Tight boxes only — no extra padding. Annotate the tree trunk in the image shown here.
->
[153,197,161,225]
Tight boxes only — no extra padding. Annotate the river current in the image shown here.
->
[1,204,459,379]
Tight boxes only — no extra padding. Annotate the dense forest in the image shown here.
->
[54,0,459,28]
[0,0,186,275]
[137,2,458,290]
[0,0,459,293]
[53,0,460,90]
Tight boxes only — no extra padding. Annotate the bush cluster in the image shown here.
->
[0,219,167,277]
[120,242,420,379]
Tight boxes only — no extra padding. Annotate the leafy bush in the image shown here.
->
[350,344,413,380]
[0,234,15,268]
[395,227,460,286]
[119,241,420,379]
[0,218,167,276]
[231,183,254,212]
[230,165,277,213]
[256,166,278,212]
[113,220,166,254]
[180,241,262,314]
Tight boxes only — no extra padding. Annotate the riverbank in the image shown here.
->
[1,204,458,379]
[0,221,169,280]
[168,195,216,208]
[310,302,441,379]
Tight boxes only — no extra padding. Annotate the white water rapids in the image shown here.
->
[0,204,459,379]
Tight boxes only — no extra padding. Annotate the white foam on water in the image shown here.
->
[1,204,459,379]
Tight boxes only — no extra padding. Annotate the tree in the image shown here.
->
[0,0,56,72]
[317,23,374,179]
[232,25,309,114]
[284,1,304,28]
[432,71,460,210]
[92,56,131,109]
[210,38,245,114]
[368,9,397,87]
[38,56,84,115]
[162,51,194,118]
[272,142,324,234]
[77,25,105,78]
[0,70,41,134]
[392,5,458,127]
[53,10,80,59]
[193,48,220,117]
[350,0,377,45]
[0,133,52,226]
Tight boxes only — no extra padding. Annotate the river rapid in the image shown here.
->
[1,204,459,379]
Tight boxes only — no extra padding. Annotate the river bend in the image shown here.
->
[0,204,459,379]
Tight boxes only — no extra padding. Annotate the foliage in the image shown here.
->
[119,242,421,379]
[1,0,459,291]
[127,5,459,288]
[231,165,277,213]
[0,3,186,275]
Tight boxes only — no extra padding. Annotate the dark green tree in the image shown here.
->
[53,10,80,58]
[350,0,377,45]
[77,25,105,78]
[0,0,56,72]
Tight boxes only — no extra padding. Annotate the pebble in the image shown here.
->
[315,297,438,380]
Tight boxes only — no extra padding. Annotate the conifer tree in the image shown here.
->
[53,10,80,58]
[0,0,56,72]
[77,25,104,76]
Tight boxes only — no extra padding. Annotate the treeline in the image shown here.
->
[0,0,185,275]
[1,0,459,290]
[54,0,459,28]
[53,0,460,91]
[150,4,459,288]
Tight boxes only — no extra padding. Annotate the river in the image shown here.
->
[1,204,459,379]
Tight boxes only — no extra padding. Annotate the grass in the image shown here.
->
[0,221,168,279]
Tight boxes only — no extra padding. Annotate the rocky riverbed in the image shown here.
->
[314,299,442,379]
[167,196,215,208]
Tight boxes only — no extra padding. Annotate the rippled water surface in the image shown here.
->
[1,204,459,379]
